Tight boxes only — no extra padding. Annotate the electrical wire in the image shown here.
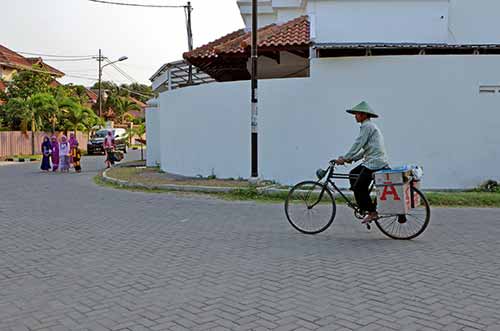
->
[3,58,151,92]
[64,74,99,81]
[118,86,154,98]
[88,0,185,8]
[16,51,97,58]
[40,58,96,62]
[105,59,138,83]
[111,64,138,83]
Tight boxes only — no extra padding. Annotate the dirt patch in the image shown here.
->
[107,167,272,188]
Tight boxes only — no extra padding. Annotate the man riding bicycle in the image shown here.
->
[335,101,389,224]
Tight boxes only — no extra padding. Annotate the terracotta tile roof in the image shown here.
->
[0,44,32,68]
[27,57,65,77]
[186,29,247,59]
[85,88,98,103]
[185,15,309,60]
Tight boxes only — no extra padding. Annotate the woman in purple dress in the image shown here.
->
[59,135,71,173]
[51,136,59,172]
[40,136,52,172]
[68,133,79,168]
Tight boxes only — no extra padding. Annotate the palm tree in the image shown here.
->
[82,111,104,139]
[112,97,141,124]
[60,101,91,134]
[18,93,58,155]
[134,123,146,161]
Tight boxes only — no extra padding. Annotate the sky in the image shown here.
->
[1,0,244,86]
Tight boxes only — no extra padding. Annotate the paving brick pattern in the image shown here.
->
[0,156,499,330]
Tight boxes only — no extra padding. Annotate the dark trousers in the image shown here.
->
[349,165,376,213]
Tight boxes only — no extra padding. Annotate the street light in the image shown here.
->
[97,50,128,117]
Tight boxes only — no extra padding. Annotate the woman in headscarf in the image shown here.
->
[51,136,59,172]
[59,135,71,173]
[68,132,78,167]
[104,130,115,169]
[40,136,52,172]
[72,144,82,173]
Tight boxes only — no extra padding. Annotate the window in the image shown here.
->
[479,85,500,94]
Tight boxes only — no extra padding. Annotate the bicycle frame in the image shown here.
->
[316,164,375,217]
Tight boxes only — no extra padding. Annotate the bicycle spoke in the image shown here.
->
[375,186,430,240]
[285,181,336,234]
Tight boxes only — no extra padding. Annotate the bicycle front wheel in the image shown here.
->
[375,186,430,240]
[284,181,337,234]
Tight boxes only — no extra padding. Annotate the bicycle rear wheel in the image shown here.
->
[284,181,336,234]
[375,186,430,240]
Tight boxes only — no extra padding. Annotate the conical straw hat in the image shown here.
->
[346,101,379,118]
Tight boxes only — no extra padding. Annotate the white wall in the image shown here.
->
[157,55,500,189]
[309,0,449,44]
[145,104,161,167]
[448,0,500,44]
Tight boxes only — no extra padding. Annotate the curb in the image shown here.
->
[99,162,358,196]
[101,166,280,194]
[0,159,39,164]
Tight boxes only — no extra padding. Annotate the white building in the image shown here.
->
[148,0,500,189]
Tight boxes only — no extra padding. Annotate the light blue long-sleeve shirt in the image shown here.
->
[343,119,389,170]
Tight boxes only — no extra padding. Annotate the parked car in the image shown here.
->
[87,128,128,155]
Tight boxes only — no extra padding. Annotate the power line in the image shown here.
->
[118,86,154,99]
[40,58,96,62]
[110,63,137,83]
[64,74,99,81]
[1,63,98,81]
[88,0,185,8]
[105,59,138,83]
[16,51,97,58]
[88,0,194,84]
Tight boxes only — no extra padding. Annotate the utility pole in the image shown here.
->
[186,1,194,84]
[89,0,194,84]
[250,0,259,179]
[98,49,103,117]
[95,50,128,119]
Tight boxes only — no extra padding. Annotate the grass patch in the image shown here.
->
[97,167,500,208]
[426,191,500,208]
[0,154,42,161]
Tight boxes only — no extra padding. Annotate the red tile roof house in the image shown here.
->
[183,15,310,82]
[0,44,65,100]
[148,0,500,189]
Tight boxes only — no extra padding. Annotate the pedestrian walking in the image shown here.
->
[69,133,79,167]
[40,136,52,172]
[103,131,115,169]
[72,147,82,173]
[59,135,71,173]
[50,136,59,172]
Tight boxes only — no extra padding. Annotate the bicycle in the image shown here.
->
[284,160,431,240]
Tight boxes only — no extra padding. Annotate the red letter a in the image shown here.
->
[380,184,401,201]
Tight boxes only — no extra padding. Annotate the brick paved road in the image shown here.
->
[0,155,500,331]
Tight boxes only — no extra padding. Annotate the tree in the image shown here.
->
[91,81,154,104]
[4,67,53,100]
[82,111,104,139]
[119,83,153,103]
[59,98,94,134]
[2,98,25,130]
[112,97,140,124]
[134,123,146,161]
[3,93,58,154]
